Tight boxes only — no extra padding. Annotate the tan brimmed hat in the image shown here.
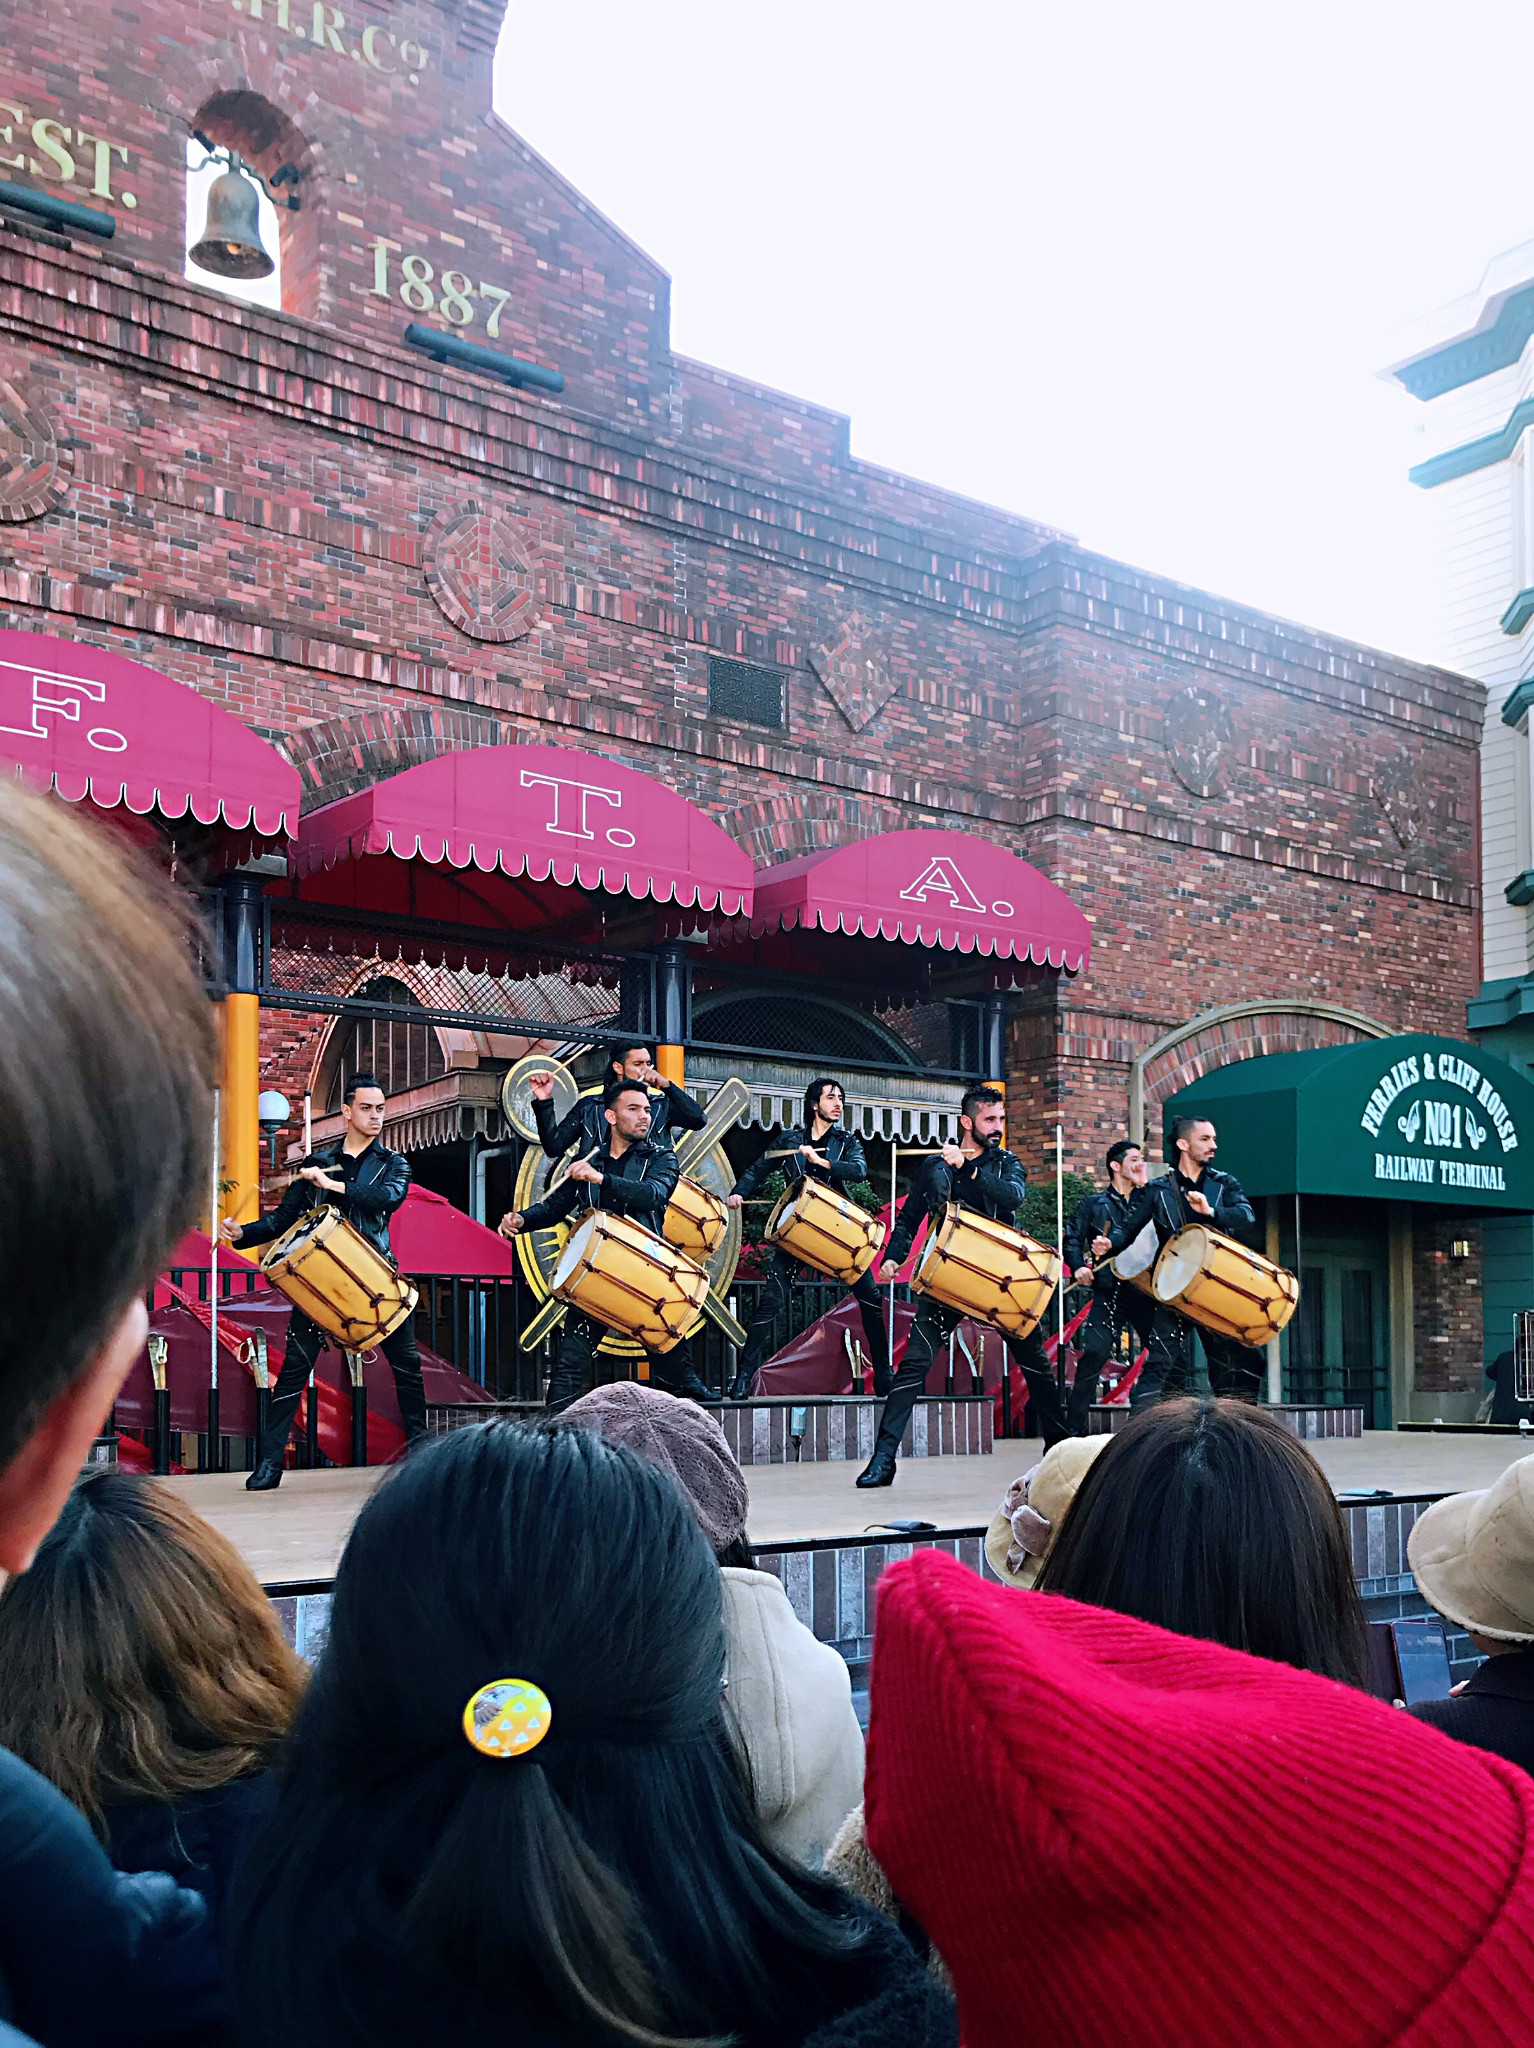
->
[1407,1452,1534,1644]
[985,1432,1111,1589]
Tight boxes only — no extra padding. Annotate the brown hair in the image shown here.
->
[1035,1398,1371,1687]
[0,780,216,1472]
[0,1468,307,1825]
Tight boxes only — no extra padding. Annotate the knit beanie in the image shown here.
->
[558,1381,749,1552]
[865,1549,1534,2048]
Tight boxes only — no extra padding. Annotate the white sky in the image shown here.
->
[494,0,1534,672]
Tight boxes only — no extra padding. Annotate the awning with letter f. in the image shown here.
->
[0,629,299,850]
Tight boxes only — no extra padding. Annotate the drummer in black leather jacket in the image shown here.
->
[856,1085,1068,1488]
[1094,1114,1265,1406]
[531,1038,707,1158]
[501,1080,713,1412]
[1063,1141,1187,1431]
[222,1071,427,1491]
[724,1078,891,1402]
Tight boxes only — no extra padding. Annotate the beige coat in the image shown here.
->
[721,1566,865,1869]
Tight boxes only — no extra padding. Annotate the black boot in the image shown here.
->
[245,1455,284,1493]
[856,1443,898,1487]
[727,1367,755,1401]
[657,1365,719,1405]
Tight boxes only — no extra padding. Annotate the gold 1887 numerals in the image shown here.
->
[367,240,511,335]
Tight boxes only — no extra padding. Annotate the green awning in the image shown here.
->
[1164,1034,1534,1211]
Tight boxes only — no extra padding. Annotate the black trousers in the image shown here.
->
[873,1294,1068,1461]
[546,1310,698,1413]
[1066,1280,1171,1434]
[1129,1314,1266,1409]
[259,1308,428,1465]
[738,1248,891,1388]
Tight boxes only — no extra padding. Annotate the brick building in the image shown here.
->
[0,0,1512,1416]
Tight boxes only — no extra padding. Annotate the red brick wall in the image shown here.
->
[0,0,1489,1397]
[1413,1219,1484,1400]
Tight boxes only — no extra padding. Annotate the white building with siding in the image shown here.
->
[1383,248,1534,1360]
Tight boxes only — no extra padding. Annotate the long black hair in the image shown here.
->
[1035,1398,1371,1687]
[802,1077,842,1129]
[228,1424,869,2047]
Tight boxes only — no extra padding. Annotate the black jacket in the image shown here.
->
[270,1898,954,2048]
[1103,1163,1256,1259]
[519,1134,680,1234]
[734,1123,870,1204]
[1410,1648,1534,1777]
[886,1144,1027,1270]
[0,1746,226,2046]
[237,1139,412,1261]
[1063,1184,1138,1279]
[103,1772,278,1929]
[534,1081,706,1160]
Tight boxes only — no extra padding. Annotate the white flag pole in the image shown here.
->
[1056,1122,1065,1368]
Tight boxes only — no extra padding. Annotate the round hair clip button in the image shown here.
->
[463,1678,552,1760]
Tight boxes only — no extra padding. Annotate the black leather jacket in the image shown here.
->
[1064,1184,1138,1284]
[1104,1163,1256,1258]
[734,1122,869,1203]
[237,1140,412,1262]
[534,1082,706,1160]
[886,1144,1026,1268]
[519,1134,680,1233]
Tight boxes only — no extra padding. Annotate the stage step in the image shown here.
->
[715,1396,993,1465]
[1087,1401,1365,1439]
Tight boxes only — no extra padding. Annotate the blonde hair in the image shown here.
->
[0,1470,307,1826]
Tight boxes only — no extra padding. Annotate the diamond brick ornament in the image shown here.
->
[425,505,538,642]
[811,613,898,732]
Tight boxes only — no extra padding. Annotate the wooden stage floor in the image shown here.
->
[165,1429,1534,1592]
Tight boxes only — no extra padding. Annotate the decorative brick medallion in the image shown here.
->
[811,612,898,731]
[1375,756,1423,848]
[0,379,72,522]
[1163,683,1233,797]
[424,506,537,642]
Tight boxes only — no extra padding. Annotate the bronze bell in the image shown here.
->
[189,162,275,280]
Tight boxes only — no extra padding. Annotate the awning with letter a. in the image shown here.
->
[291,745,753,919]
[745,829,1090,972]
[0,629,299,840]
[1164,1034,1534,1211]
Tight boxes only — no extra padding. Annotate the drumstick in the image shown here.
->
[546,1144,603,1196]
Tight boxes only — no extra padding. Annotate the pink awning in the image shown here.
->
[748,829,1090,971]
[293,745,753,916]
[390,1186,516,1277]
[0,631,299,837]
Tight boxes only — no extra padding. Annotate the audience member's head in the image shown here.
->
[1408,1451,1534,1653]
[865,1549,1534,2048]
[556,1381,753,1565]
[986,1435,1110,1588]
[0,783,214,1570]
[1035,1397,1370,1685]
[0,1469,306,1826]
[228,1424,903,2048]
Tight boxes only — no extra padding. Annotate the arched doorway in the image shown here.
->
[315,977,449,1112]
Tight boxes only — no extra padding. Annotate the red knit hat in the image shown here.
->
[865,1550,1534,2048]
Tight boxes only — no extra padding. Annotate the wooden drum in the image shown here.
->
[551,1210,710,1354]
[764,1177,885,1285]
[1108,1219,1161,1302]
[259,1206,419,1348]
[913,1203,1062,1341]
[1152,1225,1299,1348]
[663,1176,730,1262]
